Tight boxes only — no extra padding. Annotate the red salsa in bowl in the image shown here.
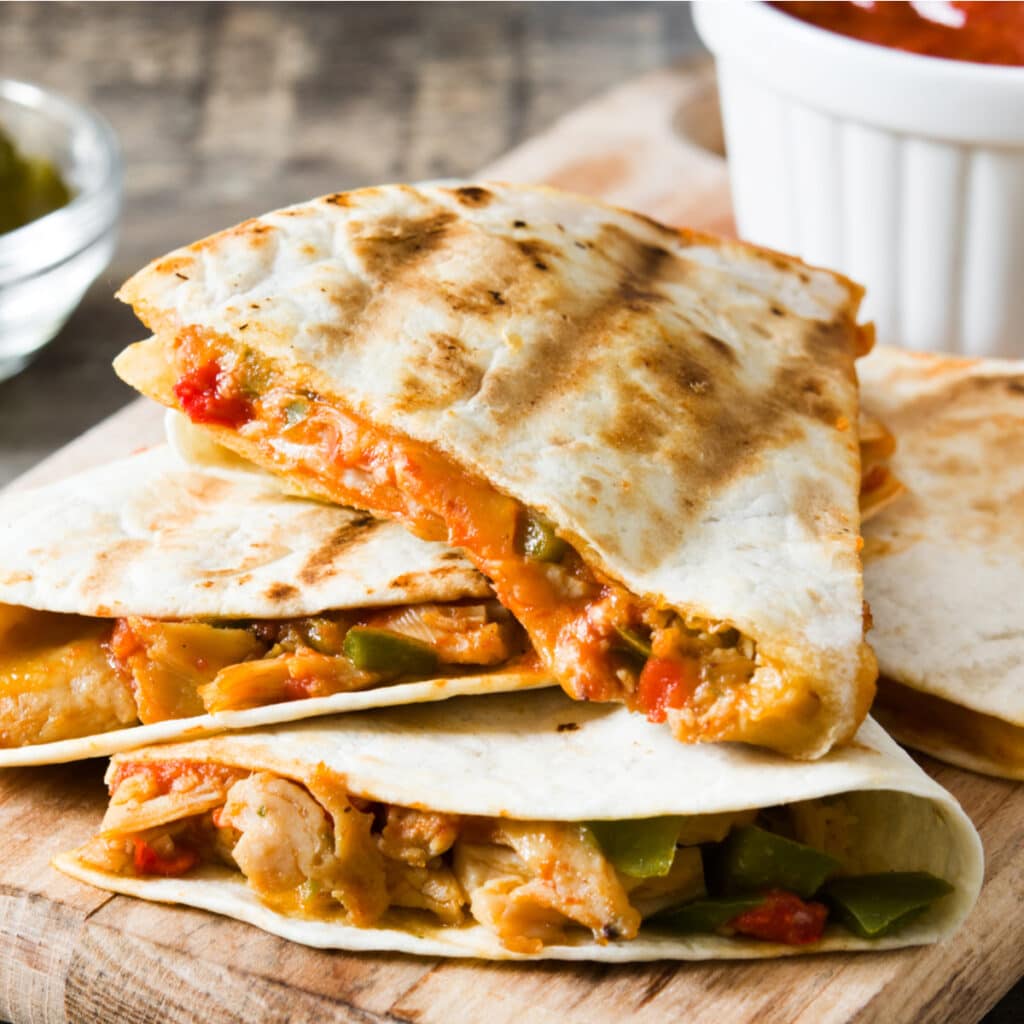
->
[771,2,1024,67]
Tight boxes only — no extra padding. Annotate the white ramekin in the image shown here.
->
[694,1,1024,357]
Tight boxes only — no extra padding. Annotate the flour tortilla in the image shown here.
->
[113,182,874,759]
[0,447,549,766]
[55,689,982,960]
[860,346,1024,779]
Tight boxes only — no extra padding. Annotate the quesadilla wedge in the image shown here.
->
[112,182,877,759]
[56,689,982,960]
[0,447,547,765]
[860,346,1024,780]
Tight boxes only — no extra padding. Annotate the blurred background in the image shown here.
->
[0,1,702,482]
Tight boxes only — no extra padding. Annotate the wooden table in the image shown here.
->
[0,4,1021,1023]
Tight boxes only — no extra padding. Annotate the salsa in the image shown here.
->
[771,2,1024,67]
[0,127,72,235]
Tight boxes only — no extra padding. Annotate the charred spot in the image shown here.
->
[238,323,249,331]
[265,582,299,602]
[628,209,679,240]
[154,256,194,277]
[1006,379,1024,395]
[515,238,559,272]
[387,572,420,590]
[396,332,485,412]
[450,185,494,207]
[699,331,737,362]
[556,722,579,732]
[440,551,464,561]
[489,290,506,305]
[174,272,189,281]
[299,516,380,585]
[352,211,458,277]
[324,193,353,207]
[513,219,527,229]
[770,305,786,317]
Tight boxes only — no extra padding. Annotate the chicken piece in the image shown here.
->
[385,860,466,925]
[305,768,390,926]
[219,773,333,893]
[362,603,523,666]
[494,820,641,942]
[201,650,377,712]
[467,877,576,953]
[452,842,568,952]
[111,618,266,723]
[103,761,248,834]
[452,822,641,950]
[379,806,460,867]
[0,607,137,748]
[220,771,388,927]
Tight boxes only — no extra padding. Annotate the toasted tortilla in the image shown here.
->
[0,447,549,765]
[860,346,1024,779]
[55,689,982,960]
[112,181,875,759]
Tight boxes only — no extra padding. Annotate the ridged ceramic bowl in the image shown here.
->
[694,1,1024,357]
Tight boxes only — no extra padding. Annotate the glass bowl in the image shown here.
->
[0,79,122,381]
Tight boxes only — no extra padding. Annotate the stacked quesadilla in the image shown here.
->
[56,689,982,960]
[861,346,1024,779]
[111,182,880,759]
[0,182,983,963]
[0,446,547,765]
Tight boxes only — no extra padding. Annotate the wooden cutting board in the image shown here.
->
[1,61,1022,1024]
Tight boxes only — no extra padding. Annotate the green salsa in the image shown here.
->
[0,126,72,235]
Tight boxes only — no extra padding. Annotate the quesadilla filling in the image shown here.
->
[874,676,1024,775]
[169,334,854,752]
[77,760,954,952]
[0,601,527,747]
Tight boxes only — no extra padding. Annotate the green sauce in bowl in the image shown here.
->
[0,126,71,234]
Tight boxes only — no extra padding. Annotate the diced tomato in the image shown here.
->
[729,889,828,946]
[131,837,198,878]
[633,656,699,723]
[173,360,254,428]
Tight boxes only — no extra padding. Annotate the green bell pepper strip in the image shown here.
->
[822,872,954,938]
[520,512,568,563]
[342,628,439,676]
[716,825,841,899]
[613,625,653,660]
[587,817,684,878]
[655,895,766,934]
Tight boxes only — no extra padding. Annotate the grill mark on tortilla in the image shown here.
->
[264,583,299,602]
[299,516,381,585]
[478,226,677,428]
[592,316,858,569]
[398,333,486,412]
[351,211,458,278]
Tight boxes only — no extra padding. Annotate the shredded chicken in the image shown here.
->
[385,860,466,925]
[362,603,522,665]
[219,771,388,927]
[111,619,265,722]
[379,806,460,867]
[487,820,641,944]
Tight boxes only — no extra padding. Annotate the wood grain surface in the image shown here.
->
[0,5,1021,1023]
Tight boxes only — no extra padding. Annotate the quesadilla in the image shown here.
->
[112,182,878,759]
[860,346,1024,779]
[0,447,547,765]
[56,689,982,960]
